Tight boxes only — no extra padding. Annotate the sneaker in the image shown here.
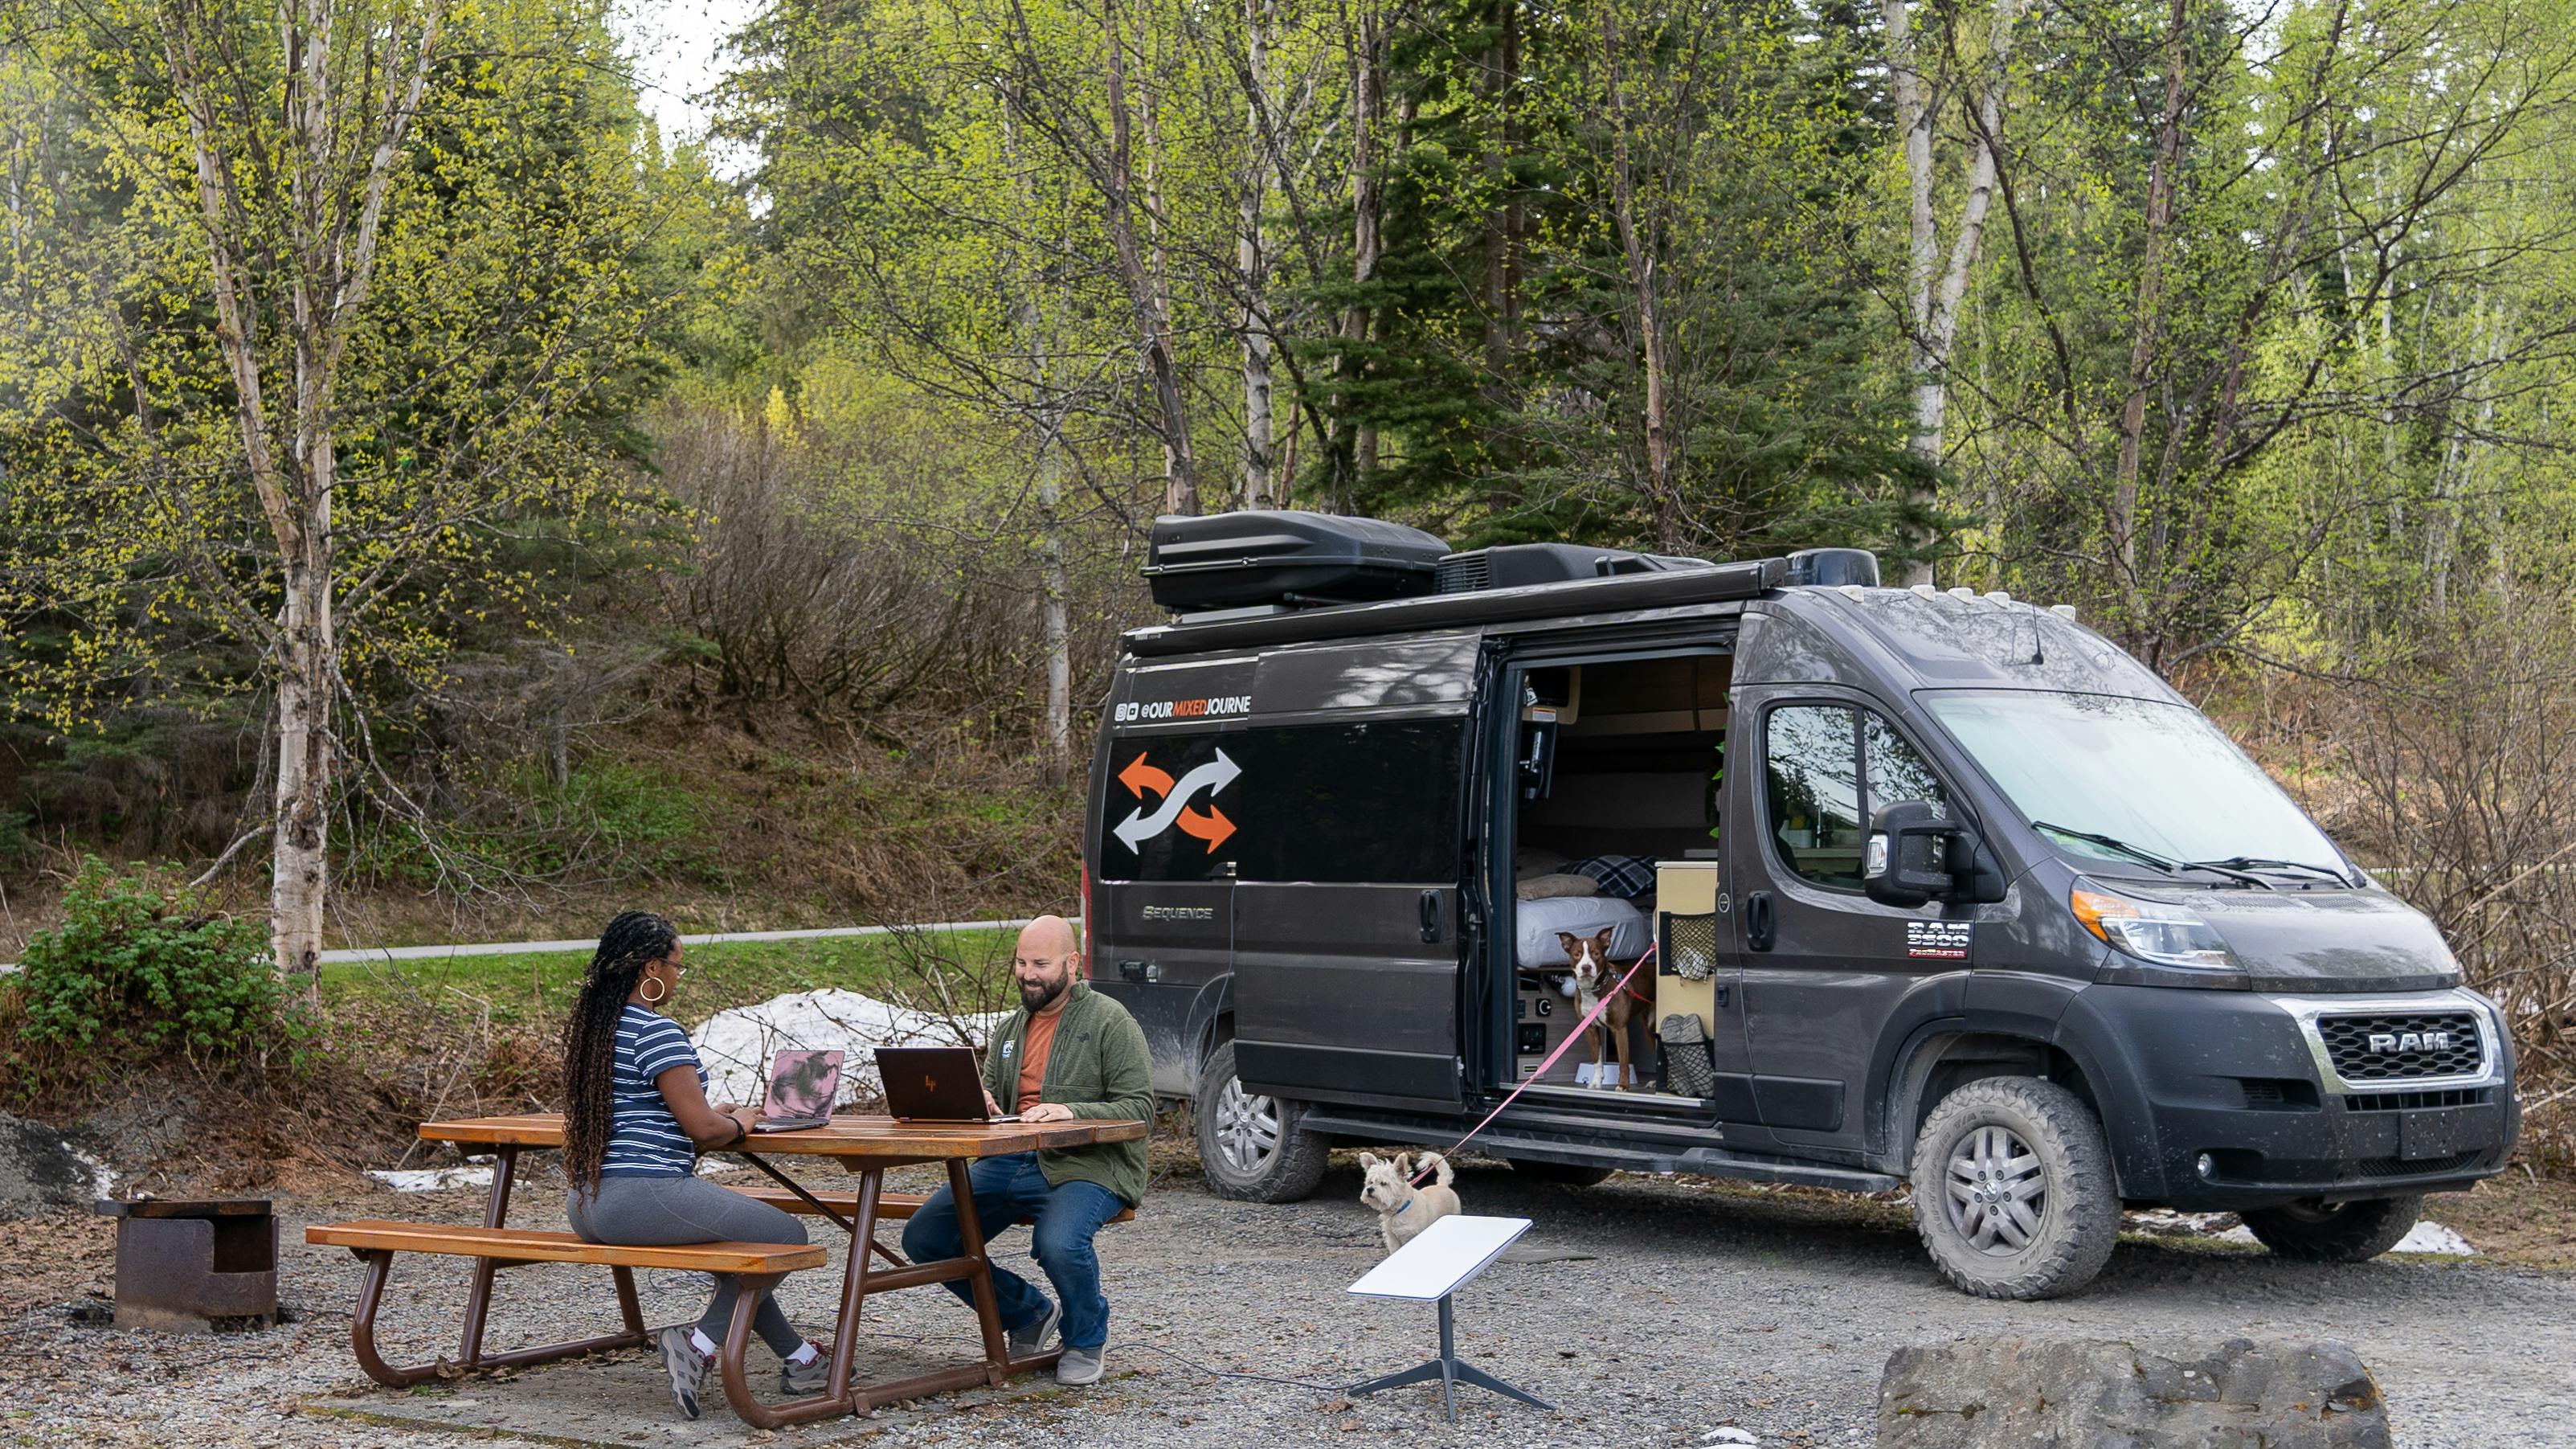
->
[1055,1343,1104,1386]
[781,1345,832,1398]
[1006,1301,1061,1359]
[655,1325,709,1420]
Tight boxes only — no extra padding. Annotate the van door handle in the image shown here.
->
[1745,891,1777,952]
[1419,890,1444,943]
[1118,960,1159,983]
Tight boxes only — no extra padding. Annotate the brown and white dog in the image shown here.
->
[1358,1150,1460,1254]
[1559,928,1655,1091]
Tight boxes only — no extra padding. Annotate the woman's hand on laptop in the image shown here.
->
[1020,1102,1074,1123]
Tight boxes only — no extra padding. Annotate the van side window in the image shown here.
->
[1766,706,1864,888]
[1765,706,1948,891]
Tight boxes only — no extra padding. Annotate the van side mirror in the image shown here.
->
[1865,800,1971,907]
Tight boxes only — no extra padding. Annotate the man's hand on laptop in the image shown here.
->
[1021,1102,1073,1123]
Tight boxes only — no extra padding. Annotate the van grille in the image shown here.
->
[2341,1087,2493,1113]
[2316,1011,2485,1083]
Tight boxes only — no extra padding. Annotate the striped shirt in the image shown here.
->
[602,1005,703,1177]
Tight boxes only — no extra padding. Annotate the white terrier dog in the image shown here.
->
[1358,1150,1461,1255]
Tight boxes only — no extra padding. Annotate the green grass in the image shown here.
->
[319,927,1020,1025]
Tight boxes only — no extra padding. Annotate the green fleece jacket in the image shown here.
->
[983,980,1155,1207]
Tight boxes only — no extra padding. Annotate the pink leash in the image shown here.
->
[1409,946,1656,1185]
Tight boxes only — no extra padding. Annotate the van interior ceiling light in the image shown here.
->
[2069,880,2237,969]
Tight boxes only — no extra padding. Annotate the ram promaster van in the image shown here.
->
[1084,512,2520,1299]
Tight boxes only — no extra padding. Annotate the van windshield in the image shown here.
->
[1921,690,2346,878]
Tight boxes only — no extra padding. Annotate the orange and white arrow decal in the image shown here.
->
[1113,748,1240,853]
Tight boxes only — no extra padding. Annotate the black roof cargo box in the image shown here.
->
[1143,511,1450,612]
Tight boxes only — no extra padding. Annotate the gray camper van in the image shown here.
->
[1085,512,2518,1299]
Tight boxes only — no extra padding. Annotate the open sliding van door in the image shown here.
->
[1227,632,1483,1113]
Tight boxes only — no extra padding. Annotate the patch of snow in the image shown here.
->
[2128,1209,2239,1236]
[370,1166,496,1193]
[70,1147,116,1199]
[695,1156,744,1175]
[689,989,1007,1108]
[2390,1220,2478,1255]
[1704,1429,1760,1446]
[2208,1219,2475,1255]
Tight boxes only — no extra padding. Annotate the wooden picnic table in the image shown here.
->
[403,1111,1148,1428]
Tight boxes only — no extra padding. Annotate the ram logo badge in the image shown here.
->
[2366,1030,2454,1054]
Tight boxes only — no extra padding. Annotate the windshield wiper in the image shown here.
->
[2186,855,2353,887]
[2030,822,2271,887]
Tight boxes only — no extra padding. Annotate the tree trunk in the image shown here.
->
[1887,0,2022,586]
[2111,0,2189,615]
[1886,0,1937,583]
[1102,0,1198,514]
[1237,0,1278,508]
[166,1,439,985]
[1039,457,1071,777]
[271,542,333,986]
[1602,1,1674,548]
[1333,1,1384,505]
[1480,0,1517,376]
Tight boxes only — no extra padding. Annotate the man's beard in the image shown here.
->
[1019,972,1069,1012]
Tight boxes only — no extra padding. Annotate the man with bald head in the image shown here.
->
[901,915,1153,1385]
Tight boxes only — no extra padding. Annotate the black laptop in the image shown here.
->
[875,1046,1019,1124]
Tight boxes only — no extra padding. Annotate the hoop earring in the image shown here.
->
[639,975,668,1005]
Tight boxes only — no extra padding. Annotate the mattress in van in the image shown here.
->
[1515,894,1653,968]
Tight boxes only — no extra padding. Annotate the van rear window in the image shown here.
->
[1096,720,1463,883]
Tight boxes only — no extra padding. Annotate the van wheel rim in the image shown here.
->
[1214,1076,1281,1173]
[1945,1124,2046,1255]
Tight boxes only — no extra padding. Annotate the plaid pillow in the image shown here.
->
[1566,853,1657,899]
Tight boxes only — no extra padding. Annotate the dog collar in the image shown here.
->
[1392,1199,1411,1215]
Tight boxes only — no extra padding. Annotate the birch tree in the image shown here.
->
[1,0,679,976]
[1883,0,2027,584]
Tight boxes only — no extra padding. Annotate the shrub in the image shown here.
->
[11,857,314,1073]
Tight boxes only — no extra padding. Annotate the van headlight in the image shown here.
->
[2070,879,2237,969]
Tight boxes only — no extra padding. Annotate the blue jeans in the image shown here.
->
[899,1152,1124,1351]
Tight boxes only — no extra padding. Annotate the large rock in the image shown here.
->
[0,1111,96,1219]
[1880,1335,2390,1449]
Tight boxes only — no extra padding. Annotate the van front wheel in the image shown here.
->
[2239,1195,2422,1262]
[1194,1042,1328,1203]
[1909,1076,2121,1300]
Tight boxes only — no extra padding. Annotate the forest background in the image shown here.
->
[0,0,2570,1173]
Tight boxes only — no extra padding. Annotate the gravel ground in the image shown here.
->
[4,1160,2573,1448]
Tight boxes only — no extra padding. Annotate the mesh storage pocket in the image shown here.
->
[1662,911,1719,980]
[1658,1013,1715,1099]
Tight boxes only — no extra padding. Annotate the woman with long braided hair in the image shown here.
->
[559,911,828,1418]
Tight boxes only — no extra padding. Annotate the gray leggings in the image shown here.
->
[567,1174,810,1358]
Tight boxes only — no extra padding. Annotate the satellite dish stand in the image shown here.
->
[1344,1214,1556,1423]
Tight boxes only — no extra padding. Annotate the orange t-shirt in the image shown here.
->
[1015,1003,1065,1109]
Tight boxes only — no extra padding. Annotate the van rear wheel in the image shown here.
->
[2239,1195,2422,1262]
[1910,1076,2121,1300]
[1194,1041,1328,1202]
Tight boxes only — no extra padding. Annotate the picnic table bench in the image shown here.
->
[305,1111,1147,1428]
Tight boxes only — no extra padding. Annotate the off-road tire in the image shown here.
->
[1193,1041,1328,1203]
[2239,1195,2423,1263]
[1506,1159,1615,1187]
[1910,1076,2121,1300]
